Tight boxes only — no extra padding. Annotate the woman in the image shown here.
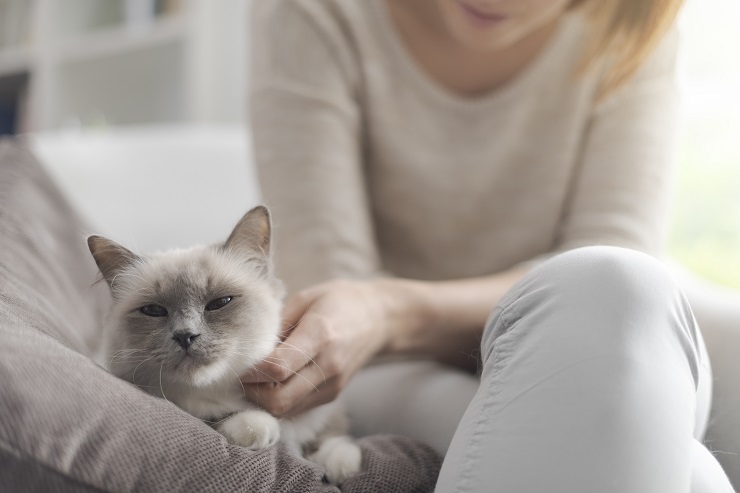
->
[244,0,737,490]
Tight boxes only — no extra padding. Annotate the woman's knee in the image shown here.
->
[527,246,682,306]
[482,246,701,373]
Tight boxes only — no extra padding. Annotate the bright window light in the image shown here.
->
[669,0,740,289]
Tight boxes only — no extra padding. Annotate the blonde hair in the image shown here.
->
[570,0,685,98]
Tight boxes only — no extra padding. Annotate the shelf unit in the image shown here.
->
[0,0,249,133]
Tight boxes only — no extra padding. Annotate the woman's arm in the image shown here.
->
[250,0,382,295]
[554,29,681,255]
[380,266,531,367]
[242,266,530,417]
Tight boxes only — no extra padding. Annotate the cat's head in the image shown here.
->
[88,206,284,388]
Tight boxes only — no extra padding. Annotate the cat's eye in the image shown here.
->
[205,296,233,311]
[139,304,168,317]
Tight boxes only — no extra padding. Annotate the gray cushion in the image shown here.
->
[0,139,441,492]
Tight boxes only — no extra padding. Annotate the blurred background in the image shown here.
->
[670,0,740,289]
[0,0,738,288]
[0,0,247,130]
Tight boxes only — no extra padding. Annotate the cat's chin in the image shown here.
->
[172,351,260,389]
[182,359,233,388]
[166,354,231,388]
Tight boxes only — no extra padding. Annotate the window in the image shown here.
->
[669,0,740,289]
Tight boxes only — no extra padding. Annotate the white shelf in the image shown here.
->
[56,15,186,66]
[0,46,33,77]
[1,0,249,132]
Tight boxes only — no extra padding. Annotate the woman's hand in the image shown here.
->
[240,279,409,417]
[239,266,527,417]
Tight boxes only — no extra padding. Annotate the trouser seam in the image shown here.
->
[457,308,518,492]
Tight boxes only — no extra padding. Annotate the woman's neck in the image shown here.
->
[386,0,562,97]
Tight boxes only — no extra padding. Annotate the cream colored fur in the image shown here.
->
[89,206,361,484]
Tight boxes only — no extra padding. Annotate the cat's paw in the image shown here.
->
[308,435,362,485]
[217,410,280,450]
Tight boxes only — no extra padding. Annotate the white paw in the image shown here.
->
[217,410,280,450]
[308,436,362,485]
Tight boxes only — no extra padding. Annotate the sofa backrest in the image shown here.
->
[29,124,260,253]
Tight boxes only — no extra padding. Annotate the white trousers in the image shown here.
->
[342,247,737,492]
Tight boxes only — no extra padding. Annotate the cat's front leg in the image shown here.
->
[216,409,280,450]
[308,435,362,485]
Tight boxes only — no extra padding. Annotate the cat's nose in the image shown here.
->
[173,331,200,349]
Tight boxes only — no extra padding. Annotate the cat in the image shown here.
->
[87,205,362,485]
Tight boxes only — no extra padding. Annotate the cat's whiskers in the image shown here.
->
[250,366,284,390]
[114,271,148,283]
[110,348,143,354]
[221,349,284,386]
[261,356,321,392]
[219,350,292,409]
[277,324,297,340]
[224,362,248,399]
[108,348,147,367]
[109,355,149,367]
[270,341,326,383]
[159,362,170,404]
[109,271,151,291]
[275,303,313,339]
[131,355,155,385]
[217,346,322,390]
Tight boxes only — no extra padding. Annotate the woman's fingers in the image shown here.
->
[240,289,320,383]
[239,279,392,414]
[240,311,327,383]
[276,290,315,340]
[240,340,317,384]
[242,357,340,416]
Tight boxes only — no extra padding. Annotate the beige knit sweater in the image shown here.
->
[250,0,680,294]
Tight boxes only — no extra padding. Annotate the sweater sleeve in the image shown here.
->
[553,29,681,256]
[249,0,383,295]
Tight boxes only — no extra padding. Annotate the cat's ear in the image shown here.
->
[87,235,140,287]
[224,206,272,257]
